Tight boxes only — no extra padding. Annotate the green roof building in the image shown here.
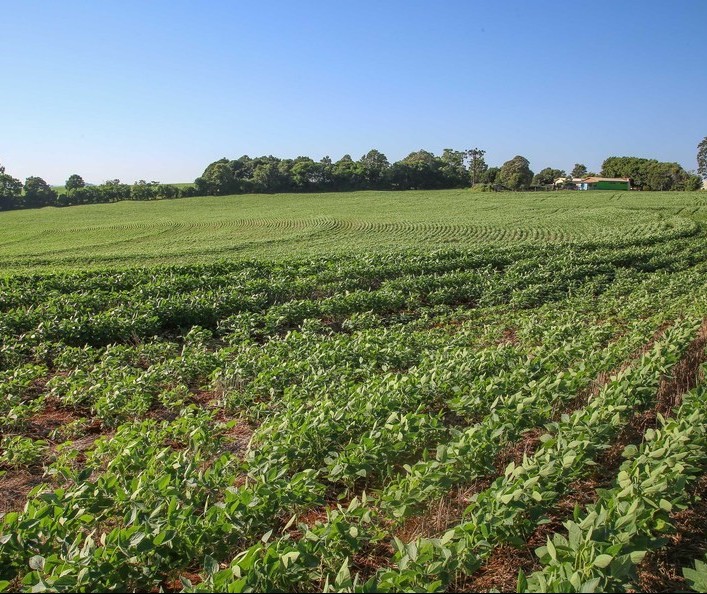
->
[579,177,631,190]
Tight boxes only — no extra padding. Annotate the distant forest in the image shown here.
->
[0,149,703,212]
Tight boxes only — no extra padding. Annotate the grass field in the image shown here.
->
[1,190,707,593]
[1,189,706,271]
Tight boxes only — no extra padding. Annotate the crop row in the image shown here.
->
[175,321,701,592]
[520,380,707,592]
[1,237,707,592]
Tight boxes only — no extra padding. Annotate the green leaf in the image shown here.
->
[335,557,351,587]
[546,538,557,561]
[516,570,528,592]
[500,493,515,504]
[621,444,639,459]
[204,554,219,576]
[29,555,45,571]
[280,551,300,568]
[593,554,613,568]
[580,577,601,592]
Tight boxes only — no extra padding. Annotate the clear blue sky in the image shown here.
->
[2,0,706,185]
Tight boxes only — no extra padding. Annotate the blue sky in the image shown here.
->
[1,0,706,185]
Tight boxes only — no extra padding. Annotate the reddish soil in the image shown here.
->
[24,398,81,440]
[221,420,255,455]
[460,543,538,593]
[494,428,544,474]
[160,570,203,592]
[0,469,46,513]
[499,327,519,346]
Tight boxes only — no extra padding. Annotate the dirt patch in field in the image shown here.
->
[160,570,203,592]
[494,428,544,474]
[499,327,519,346]
[458,543,538,593]
[350,540,397,585]
[395,480,492,543]
[0,469,46,513]
[191,390,218,406]
[24,399,81,440]
[220,420,255,456]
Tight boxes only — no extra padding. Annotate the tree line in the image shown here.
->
[1,142,704,212]
[192,150,701,195]
[194,149,495,195]
[0,170,200,211]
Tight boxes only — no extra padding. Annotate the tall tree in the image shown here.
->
[498,156,533,190]
[0,163,23,210]
[397,150,444,189]
[65,174,86,191]
[332,154,361,190]
[291,156,326,191]
[698,136,707,179]
[439,149,468,188]
[23,176,57,208]
[358,149,390,189]
[467,148,487,186]
[571,163,588,178]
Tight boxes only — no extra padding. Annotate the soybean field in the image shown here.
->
[1,190,706,592]
[1,189,707,270]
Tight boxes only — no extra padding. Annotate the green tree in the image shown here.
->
[251,156,287,193]
[394,150,443,190]
[698,136,707,179]
[602,156,695,191]
[482,167,500,185]
[0,163,23,210]
[439,148,468,188]
[23,176,57,208]
[291,156,326,191]
[156,184,179,199]
[571,163,588,178]
[532,167,565,186]
[197,159,235,195]
[98,179,131,201]
[130,180,159,200]
[65,174,85,191]
[64,186,99,206]
[358,149,390,189]
[467,148,487,186]
[332,154,362,190]
[498,156,533,190]
[683,174,703,191]
[317,156,336,189]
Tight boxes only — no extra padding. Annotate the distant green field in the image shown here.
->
[1,189,705,271]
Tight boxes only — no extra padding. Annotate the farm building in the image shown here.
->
[553,177,585,189]
[579,177,631,191]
